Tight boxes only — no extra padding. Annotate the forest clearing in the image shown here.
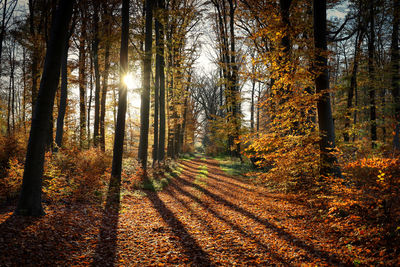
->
[1,0,400,265]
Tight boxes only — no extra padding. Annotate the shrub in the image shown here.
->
[0,157,24,202]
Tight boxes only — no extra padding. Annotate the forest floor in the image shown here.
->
[0,156,398,266]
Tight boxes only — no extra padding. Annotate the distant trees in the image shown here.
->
[210,0,241,158]
[0,0,18,74]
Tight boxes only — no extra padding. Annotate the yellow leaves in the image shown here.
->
[377,170,385,183]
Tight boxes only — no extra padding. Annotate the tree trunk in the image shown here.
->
[250,77,255,131]
[111,0,129,179]
[15,0,73,216]
[158,0,166,162]
[392,0,400,150]
[313,0,341,178]
[93,1,101,147]
[368,0,377,147]
[228,0,241,159]
[54,35,69,151]
[153,3,161,163]
[100,2,111,152]
[78,6,87,148]
[138,0,153,169]
[22,49,27,133]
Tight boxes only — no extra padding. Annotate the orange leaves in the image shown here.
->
[0,157,24,200]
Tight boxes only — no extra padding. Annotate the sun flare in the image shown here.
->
[123,73,135,89]
[123,73,141,108]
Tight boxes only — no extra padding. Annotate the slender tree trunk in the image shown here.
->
[54,36,69,151]
[250,78,255,131]
[93,2,101,147]
[0,0,7,66]
[228,0,241,159]
[78,6,87,148]
[111,0,129,179]
[153,3,161,163]
[256,82,261,132]
[368,0,377,147]
[22,49,27,133]
[138,0,153,169]
[15,0,73,216]
[87,52,93,147]
[392,0,400,150]
[7,72,11,135]
[100,2,111,152]
[313,0,341,178]
[158,0,166,162]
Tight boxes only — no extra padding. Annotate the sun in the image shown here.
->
[123,73,136,89]
[123,73,141,108]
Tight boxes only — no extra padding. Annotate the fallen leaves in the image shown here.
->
[0,157,398,265]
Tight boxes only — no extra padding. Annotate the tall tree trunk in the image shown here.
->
[153,3,161,163]
[29,0,40,108]
[228,0,241,159]
[392,0,400,150]
[15,0,73,216]
[78,6,87,148]
[368,0,377,147]
[158,0,166,162]
[250,77,255,131]
[93,1,101,147]
[111,0,129,179]
[138,0,153,169]
[256,82,261,132]
[0,0,7,66]
[87,52,93,147]
[313,0,341,178]
[54,35,69,151]
[22,49,27,133]
[100,2,111,152]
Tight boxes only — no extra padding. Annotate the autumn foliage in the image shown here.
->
[0,144,111,204]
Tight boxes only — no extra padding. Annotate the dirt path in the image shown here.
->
[0,157,355,266]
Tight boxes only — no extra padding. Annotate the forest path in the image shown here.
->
[100,156,348,266]
[0,157,352,266]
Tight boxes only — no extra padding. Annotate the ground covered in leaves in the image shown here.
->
[0,157,399,266]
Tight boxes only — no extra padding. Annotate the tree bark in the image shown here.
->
[15,0,73,216]
[138,0,153,169]
[111,0,129,179]
[368,0,377,147]
[158,0,166,162]
[54,34,70,151]
[392,0,400,150]
[93,1,101,147]
[100,2,111,152]
[78,6,87,148]
[153,2,161,163]
[313,0,341,178]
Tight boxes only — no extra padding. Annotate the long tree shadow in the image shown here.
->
[173,174,348,265]
[145,189,213,266]
[92,176,121,266]
[180,160,254,192]
[164,184,290,264]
